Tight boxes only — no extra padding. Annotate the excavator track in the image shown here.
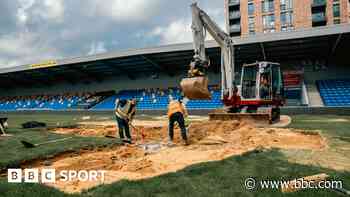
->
[209,113,272,124]
[209,107,280,125]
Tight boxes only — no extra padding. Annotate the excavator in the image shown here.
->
[180,3,285,123]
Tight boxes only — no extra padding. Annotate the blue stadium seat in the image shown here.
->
[0,94,90,111]
[317,79,350,107]
[92,87,223,110]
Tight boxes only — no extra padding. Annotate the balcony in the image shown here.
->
[312,12,326,22]
[228,0,240,7]
[229,24,241,33]
[312,0,326,8]
[312,12,327,26]
[229,11,241,19]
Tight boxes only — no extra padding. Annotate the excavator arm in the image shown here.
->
[181,3,235,99]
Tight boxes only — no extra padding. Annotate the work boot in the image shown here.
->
[123,138,132,144]
[167,140,175,147]
[183,139,190,146]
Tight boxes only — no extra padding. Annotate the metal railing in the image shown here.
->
[312,0,326,7]
[230,24,241,32]
[229,11,241,19]
[228,0,240,6]
[312,12,326,22]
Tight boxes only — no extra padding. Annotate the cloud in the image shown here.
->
[0,32,60,67]
[149,19,193,44]
[86,0,162,23]
[16,0,65,25]
[148,9,225,45]
[16,0,35,24]
[0,0,225,68]
[88,41,107,55]
[146,2,225,45]
[40,0,64,22]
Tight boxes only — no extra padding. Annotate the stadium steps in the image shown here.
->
[286,99,301,106]
[306,83,324,107]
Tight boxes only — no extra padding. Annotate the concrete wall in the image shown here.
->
[303,64,350,84]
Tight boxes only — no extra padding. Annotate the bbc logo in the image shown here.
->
[8,169,56,183]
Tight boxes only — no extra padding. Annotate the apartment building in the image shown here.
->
[224,0,350,36]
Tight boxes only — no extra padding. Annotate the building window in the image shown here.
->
[281,11,293,27]
[334,18,341,24]
[280,0,293,11]
[333,4,340,18]
[281,26,294,31]
[263,14,275,29]
[262,0,274,13]
[248,2,255,15]
[248,17,255,34]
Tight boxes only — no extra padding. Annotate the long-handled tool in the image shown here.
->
[130,124,145,143]
[21,137,73,148]
[105,135,116,139]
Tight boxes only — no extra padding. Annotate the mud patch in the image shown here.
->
[31,120,326,193]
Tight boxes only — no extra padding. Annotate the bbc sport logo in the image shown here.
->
[8,169,106,183]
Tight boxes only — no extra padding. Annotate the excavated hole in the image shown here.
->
[27,120,326,193]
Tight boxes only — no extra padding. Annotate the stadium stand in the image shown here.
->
[8,78,349,111]
[0,93,95,111]
[93,87,223,110]
[317,79,350,106]
[0,87,223,111]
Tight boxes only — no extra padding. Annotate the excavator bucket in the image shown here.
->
[180,76,211,100]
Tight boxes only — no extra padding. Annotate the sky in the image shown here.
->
[0,0,225,68]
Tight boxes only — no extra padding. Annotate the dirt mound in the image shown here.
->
[30,120,326,193]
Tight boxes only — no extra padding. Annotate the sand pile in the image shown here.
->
[30,120,326,193]
[51,125,116,137]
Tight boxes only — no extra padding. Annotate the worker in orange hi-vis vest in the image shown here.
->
[167,98,189,146]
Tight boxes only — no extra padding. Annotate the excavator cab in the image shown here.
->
[180,57,211,100]
[241,62,284,103]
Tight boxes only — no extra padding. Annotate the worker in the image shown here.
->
[0,118,8,136]
[114,98,137,144]
[167,98,189,146]
[260,75,270,99]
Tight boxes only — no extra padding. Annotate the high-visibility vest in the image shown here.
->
[167,101,187,118]
[115,100,132,120]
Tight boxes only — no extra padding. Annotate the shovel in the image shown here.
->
[130,124,146,142]
[105,135,116,139]
[21,137,73,148]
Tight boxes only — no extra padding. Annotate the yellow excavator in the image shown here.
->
[180,3,285,123]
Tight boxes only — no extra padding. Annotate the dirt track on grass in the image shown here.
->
[28,119,328,193]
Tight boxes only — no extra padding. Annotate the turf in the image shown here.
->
[288,115,350,138]
[0,113,119,169]
[0,114,349,197]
